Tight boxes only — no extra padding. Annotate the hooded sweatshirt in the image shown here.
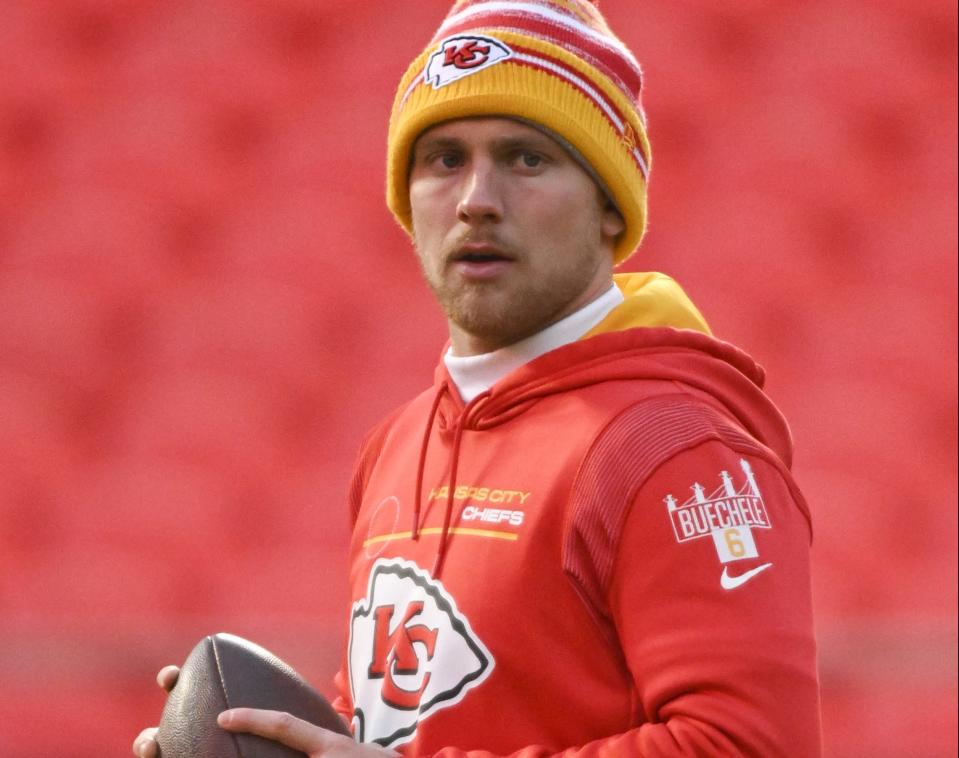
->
[334,272,821,757]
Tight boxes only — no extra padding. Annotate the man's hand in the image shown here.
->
[218,708,397,757]
[131,666,180,757]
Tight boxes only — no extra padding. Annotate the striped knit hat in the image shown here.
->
[387,0,651,265]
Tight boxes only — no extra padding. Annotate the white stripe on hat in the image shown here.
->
[444,21,641,104]
[435,1,643,76]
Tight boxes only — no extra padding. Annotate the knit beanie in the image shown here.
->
[387,0,651,265]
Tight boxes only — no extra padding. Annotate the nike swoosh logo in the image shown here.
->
[721,562,773,590]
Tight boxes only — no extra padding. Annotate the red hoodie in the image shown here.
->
[334,273,821,757]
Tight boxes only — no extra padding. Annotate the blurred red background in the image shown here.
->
[0,1,956,756]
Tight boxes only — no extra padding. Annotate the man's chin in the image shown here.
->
[447,309,545,352]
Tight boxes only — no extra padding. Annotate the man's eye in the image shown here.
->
[438,153,462,169]
[518,152,543,168]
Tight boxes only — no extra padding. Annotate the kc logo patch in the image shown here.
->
[349,558,494,748]
[664,458,772,566]
[425,35,513,89]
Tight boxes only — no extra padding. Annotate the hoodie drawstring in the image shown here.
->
[412,383,491,579]
[433,390,491,578]
[432,419,464,578]
[412,384,447,541]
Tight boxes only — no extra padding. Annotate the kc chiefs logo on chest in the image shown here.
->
[425,34,513,89]
[349,558,494,748]
[367,601,438,709]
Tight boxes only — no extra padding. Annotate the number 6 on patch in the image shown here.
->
[713,526,759,563]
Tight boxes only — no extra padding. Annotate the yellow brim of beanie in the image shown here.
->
[387,38,649,265]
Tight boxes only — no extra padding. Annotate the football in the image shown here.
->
[156,632,351,758]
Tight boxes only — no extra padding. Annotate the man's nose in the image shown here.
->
[456,162,503,223]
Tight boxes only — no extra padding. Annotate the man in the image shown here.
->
[135,1,821,755]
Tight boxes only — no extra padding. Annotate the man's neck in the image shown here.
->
[444,283,623,403]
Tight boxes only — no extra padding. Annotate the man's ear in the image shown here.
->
[601,202,626,240]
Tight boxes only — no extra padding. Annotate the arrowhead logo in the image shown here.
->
[425,35,513,89]
[720,562,773,591]
[349,558,494,748]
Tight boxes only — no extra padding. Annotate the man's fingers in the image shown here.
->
[132,727,158,758]
[156,665,180,692]
[218,708,339,753]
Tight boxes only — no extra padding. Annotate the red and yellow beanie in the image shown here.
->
[386,0,651,265]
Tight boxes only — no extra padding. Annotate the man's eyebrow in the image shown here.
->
[412,136,463,156]
[489,135,562,155]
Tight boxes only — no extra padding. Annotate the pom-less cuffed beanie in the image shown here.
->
[387,0,651,265]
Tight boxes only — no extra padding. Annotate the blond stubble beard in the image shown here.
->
[415,237,602,352]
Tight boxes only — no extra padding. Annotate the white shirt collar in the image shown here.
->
[444,283,624,403]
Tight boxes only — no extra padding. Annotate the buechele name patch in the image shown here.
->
[664,458,772,565]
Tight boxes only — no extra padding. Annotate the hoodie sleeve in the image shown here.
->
[418,398,821,758]
[602,439,820,756]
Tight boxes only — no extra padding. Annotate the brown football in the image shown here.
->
[156,632,352,758]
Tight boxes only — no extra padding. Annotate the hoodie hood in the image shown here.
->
[433,271,792,465]
[417,271,793,576]
[589,271,713,338]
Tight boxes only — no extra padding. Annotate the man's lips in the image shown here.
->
[449,243,515,278]
[451,243,515,264]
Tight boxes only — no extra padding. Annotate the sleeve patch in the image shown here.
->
[664,457,772,564]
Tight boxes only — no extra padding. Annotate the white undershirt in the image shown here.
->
[444,284,624,403]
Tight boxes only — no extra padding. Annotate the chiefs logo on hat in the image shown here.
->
[425,35,513,89]
[349,558,494,748]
